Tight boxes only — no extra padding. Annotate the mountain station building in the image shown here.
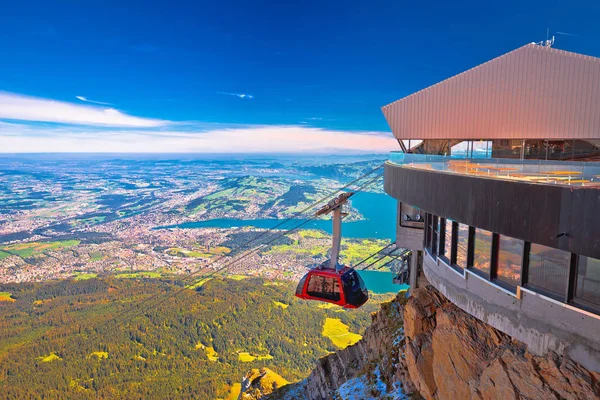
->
[383,42,600,372]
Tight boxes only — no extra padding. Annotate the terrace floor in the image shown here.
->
[389,152,600,187]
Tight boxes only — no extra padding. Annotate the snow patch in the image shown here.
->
[335,366,407,400]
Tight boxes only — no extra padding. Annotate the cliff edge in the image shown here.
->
[269,285,600,399]
[267,291,414,399]
[405,285,600,400]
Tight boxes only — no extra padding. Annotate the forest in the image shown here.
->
[0,275,391,399]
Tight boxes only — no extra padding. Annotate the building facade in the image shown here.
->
[383,43,600,372]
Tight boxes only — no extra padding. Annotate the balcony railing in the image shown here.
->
[388,152,600,187]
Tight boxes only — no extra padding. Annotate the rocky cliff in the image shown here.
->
[269,285,600,400]
[404,285,600,400]
[267,291,415,399]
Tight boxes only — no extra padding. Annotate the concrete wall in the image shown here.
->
[396,226,423,251]
[422,253,600,373]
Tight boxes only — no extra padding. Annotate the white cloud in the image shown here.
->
[216,91,254,99]
[0,91,396,153]
[75,96,113,106]
[0,124,396,153]
[0,91,167,127]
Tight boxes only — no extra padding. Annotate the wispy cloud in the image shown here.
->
[0,91,396,153]
[216,91,254,99]
[75,96,113,106]
[0,123,396,153]
[0,91,167,128]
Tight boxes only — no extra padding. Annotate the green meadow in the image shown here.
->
[0,240,80,258]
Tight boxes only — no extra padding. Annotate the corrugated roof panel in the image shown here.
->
[382,43,600,140]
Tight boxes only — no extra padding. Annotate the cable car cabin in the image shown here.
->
[295,267,369,308]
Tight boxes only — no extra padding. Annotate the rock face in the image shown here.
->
[404,285,600,400]
[270,285,600,400]
[268,291,415,400]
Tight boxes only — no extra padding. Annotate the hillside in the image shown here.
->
[0,275,391,399]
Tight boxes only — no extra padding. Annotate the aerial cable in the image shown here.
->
[82,167,385,334]
[352,242,396,269]
[107,172,384,324]
[360,247,410,271]
[374,255,407,273]
[92,172,385,335]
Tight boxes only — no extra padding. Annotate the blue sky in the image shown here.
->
[1,0,599,152]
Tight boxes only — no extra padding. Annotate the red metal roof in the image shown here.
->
[382,43,600,140]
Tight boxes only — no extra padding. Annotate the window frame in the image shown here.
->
[438,218,453,262]
[525,243,572,302]
[422,214,599,316]
[306,274,341,302]
[450,221,458,265]
[431,215,439,256]
[468,227,492,280]
[570,254,600,315]
[424,213,432,253]
[491,234,526,293]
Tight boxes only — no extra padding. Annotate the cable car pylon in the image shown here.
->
[315,191,353,271]
[295,192,369,308]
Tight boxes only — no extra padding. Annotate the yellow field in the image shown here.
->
[263,281,286,287]
[89,351,108,360]
[38,353,62,362]
[189,277,212,289]
[225,383,242,400]
[238,352,273,362]
[298,229,328,239]
[168,245,231,259]
[73,273,98,281]
[227,275,248,281]
[317,303,340,310]
[211,246,231,255]
[322,318,362,349]
[0,292,15,302]
[273,301,289,309]
[115,271,162,279]
[195,343,219,361]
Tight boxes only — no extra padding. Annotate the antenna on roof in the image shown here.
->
[537,28,555,47]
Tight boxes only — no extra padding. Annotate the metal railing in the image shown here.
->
[388,152,600,187]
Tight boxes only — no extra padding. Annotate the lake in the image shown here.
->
[165,191,407,292]
[163,192,397,240]
[357,270,409,294]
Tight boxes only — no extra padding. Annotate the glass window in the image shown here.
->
[573,140,600,161]
[295,274,308,296]
[432,216,439,255]
[341,270,368,307]
[528,244,569,298]
[496,236,523,288]
[451,141,492,158]
[306,275,341,301]
[456,223,469,269]
[440,219,452,260]
[491,140,522,159]
[425,214,432,251]
[472,228,492,276]
[575,256,600,308]
[427,215,439,255]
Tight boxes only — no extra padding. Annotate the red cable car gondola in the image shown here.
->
[294,192,369,308]
[295,265,368,308]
